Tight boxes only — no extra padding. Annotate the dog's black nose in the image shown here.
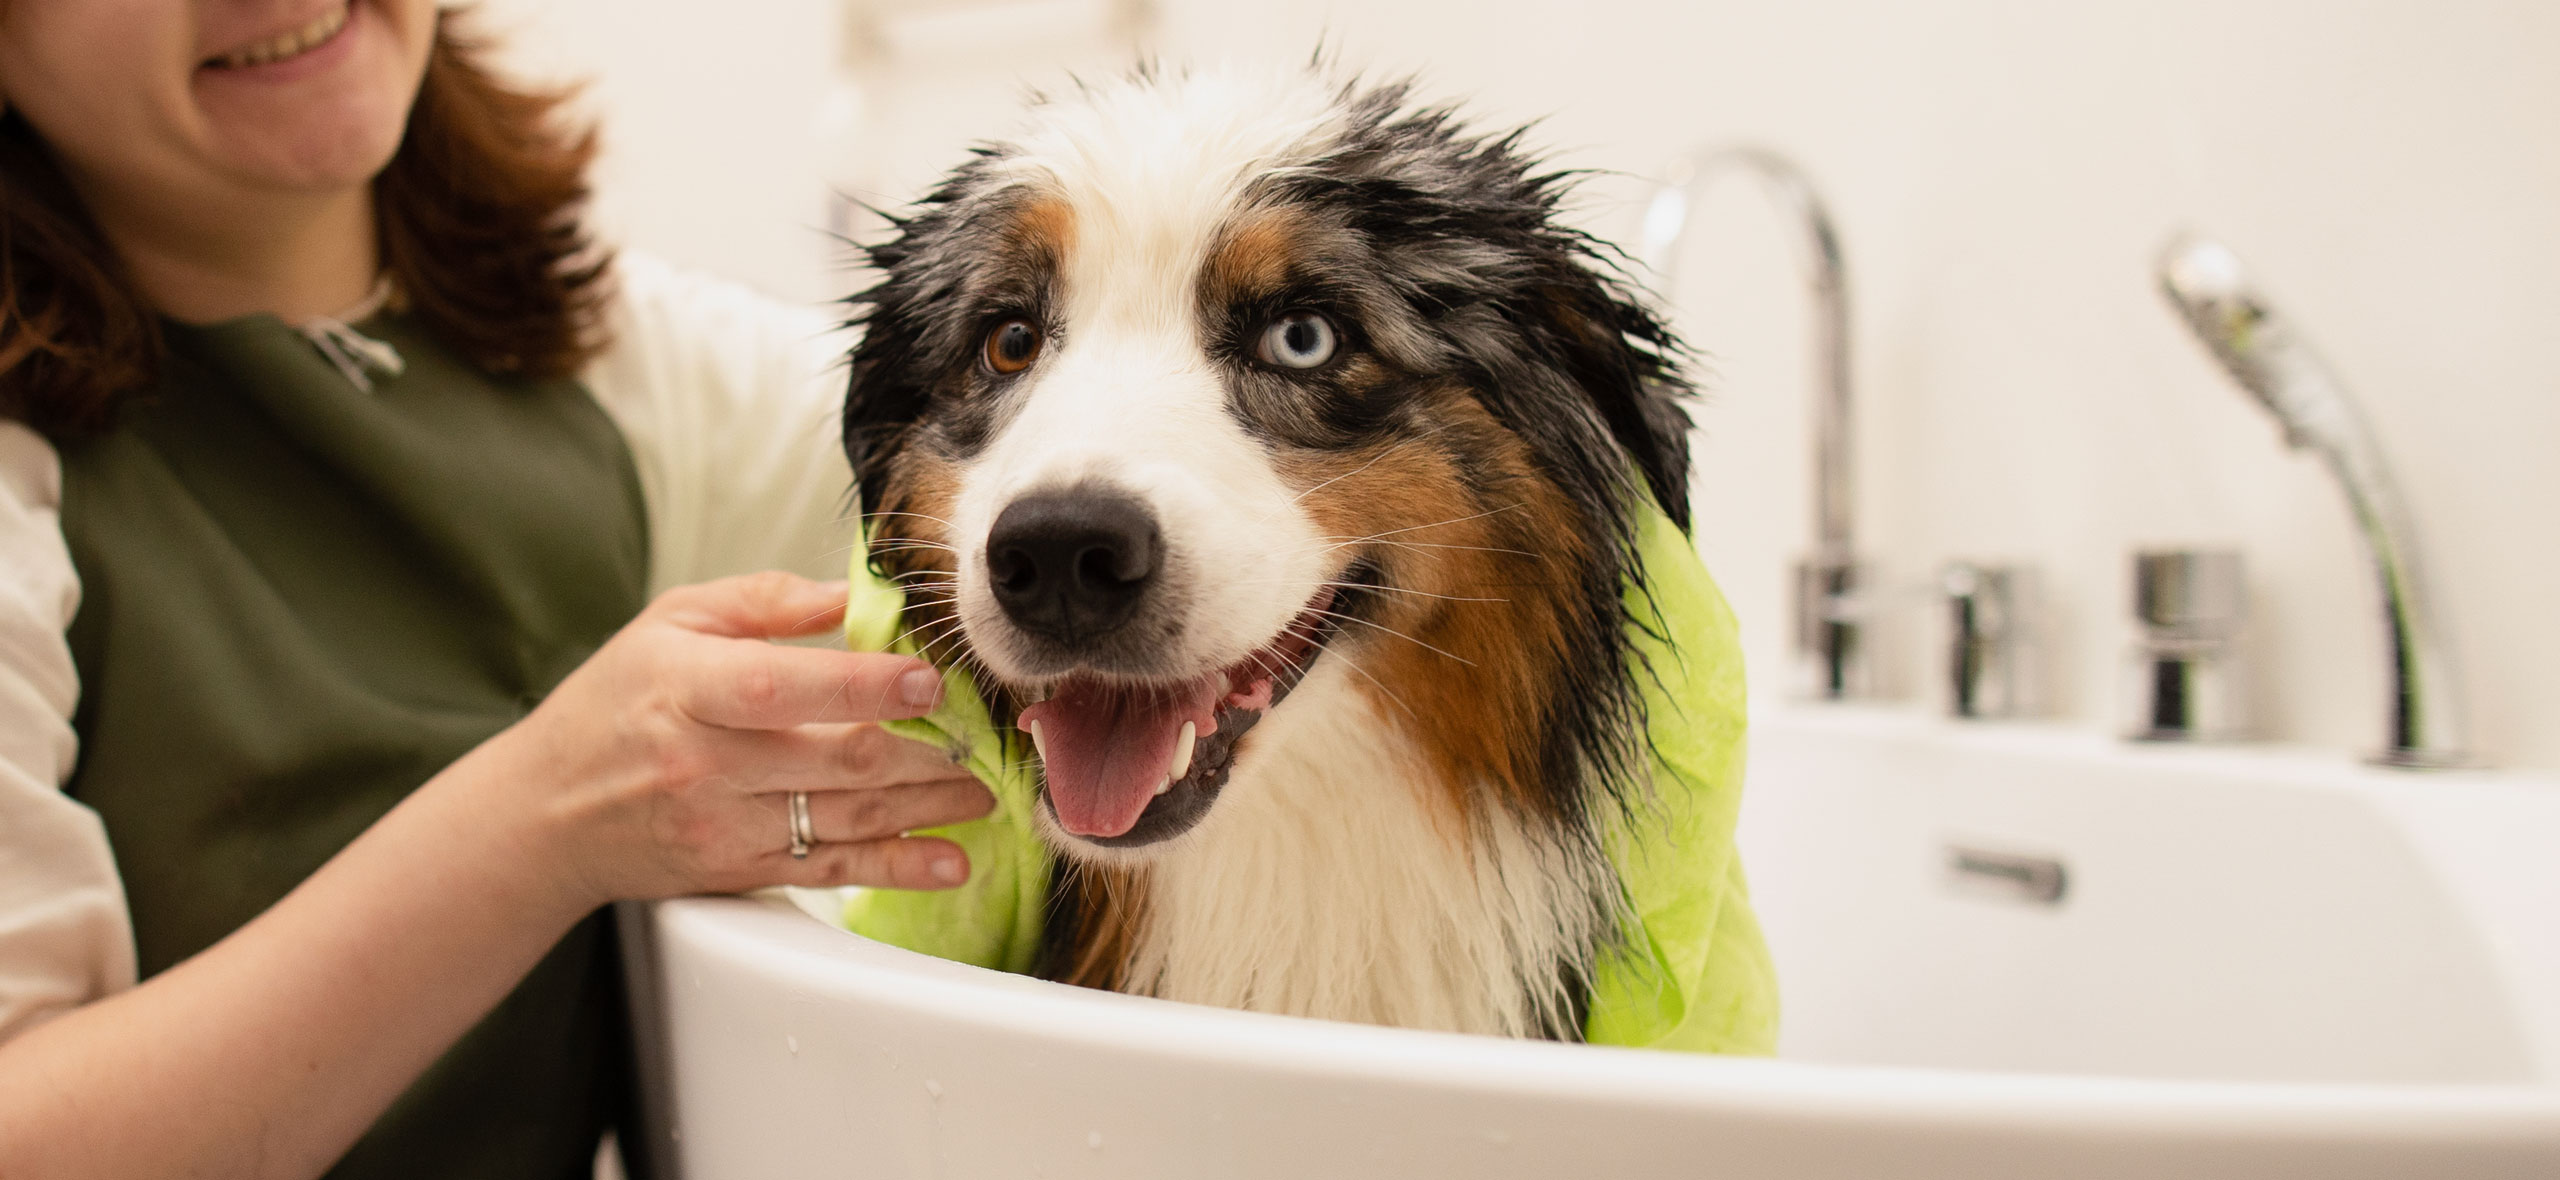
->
[985,489,1160,643]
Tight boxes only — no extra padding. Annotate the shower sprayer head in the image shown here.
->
[2155,233,2351,455]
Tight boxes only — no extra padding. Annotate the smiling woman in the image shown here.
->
[0,4,994,1179]
[0,0,604,436]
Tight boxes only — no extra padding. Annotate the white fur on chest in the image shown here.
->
[1116,663,1612,1038]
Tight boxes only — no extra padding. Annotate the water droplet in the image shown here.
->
[924,1079,944,1099]
[1087,1131,1104,1150]
[784,1035,799,1054]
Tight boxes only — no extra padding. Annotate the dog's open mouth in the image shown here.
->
[1017,582,1351,847]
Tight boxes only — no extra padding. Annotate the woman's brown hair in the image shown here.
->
[0,10,614,439]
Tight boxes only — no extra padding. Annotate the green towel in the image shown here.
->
[839,500,1778,1053]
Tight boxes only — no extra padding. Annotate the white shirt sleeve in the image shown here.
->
[0,421,137,1042]
[582,252,863,594]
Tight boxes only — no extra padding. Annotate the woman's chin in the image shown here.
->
[203,97,413,195]
[188,0,429,192]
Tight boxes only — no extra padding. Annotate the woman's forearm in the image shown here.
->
[0,573,990,1180]
[0,739,593,1180]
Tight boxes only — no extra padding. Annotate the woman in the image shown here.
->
[0,2,986,1176]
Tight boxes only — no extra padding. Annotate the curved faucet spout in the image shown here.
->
[1643,147,1865,698]
[2156,233,2472,768]
[1643,148,1854,556]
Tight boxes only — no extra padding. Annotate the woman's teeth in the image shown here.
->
[209,4,349,69]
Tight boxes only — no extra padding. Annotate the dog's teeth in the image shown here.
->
[1027,719,1047,763]
[1154,778,1172,797]
[1170,720,1196,781]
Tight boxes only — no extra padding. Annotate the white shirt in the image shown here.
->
[0,254,860,1039]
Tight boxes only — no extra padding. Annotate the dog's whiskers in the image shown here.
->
[1308,609,1475,666]
[1226,576,1509,606]
[1330,502,1524,545]
[1323,537,1545,561]
[1260,429,1447,522]
[861,508,961,531]
[886,614,961,654]
[1307,644,1418,717]
[1328,581,1506,604]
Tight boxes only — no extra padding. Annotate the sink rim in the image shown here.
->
[657,894,2560,1138]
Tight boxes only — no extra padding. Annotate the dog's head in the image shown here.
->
[845,67,1692,863]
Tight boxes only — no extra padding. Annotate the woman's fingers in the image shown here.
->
[704,723,975,795]
[770,835,973,890]
[669,634,944,730]
[651,570,852,640]
[666,722,981,806]
[755,775,996,847]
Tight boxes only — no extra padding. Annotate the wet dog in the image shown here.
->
[843,66,1696,1038]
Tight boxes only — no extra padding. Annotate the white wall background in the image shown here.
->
[472,0,2559,773]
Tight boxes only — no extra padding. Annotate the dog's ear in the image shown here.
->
[1519,273,1696,532]
[840,345,918,518]
[841,215,952,520]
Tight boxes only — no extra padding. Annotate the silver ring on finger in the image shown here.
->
[787,790,817,860]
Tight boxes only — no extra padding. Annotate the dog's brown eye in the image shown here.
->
[1255,311,1337,370]
[983,318,1041,374]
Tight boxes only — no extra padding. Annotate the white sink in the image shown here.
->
[1740,707,2560,1085]
[619,707,2560,1178]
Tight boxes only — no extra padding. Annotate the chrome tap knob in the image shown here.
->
[1942,562,2038,719]
[2124,550,2248,742]
[1794,553,1870,700]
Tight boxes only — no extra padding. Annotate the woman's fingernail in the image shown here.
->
[933,855,968,885]
[815,579,850,598]
[898,666,944,711]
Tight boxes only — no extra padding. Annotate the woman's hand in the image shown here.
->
[472,570,996,916]
[0,569,994,1180]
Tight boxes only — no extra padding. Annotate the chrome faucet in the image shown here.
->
[1941,561,2039,719]
[2156,234,2472,768]
[1641,147,1867,699]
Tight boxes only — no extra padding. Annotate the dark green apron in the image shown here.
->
[56,310,650,1179]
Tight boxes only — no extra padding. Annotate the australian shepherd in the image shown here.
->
[841,66,1697,1040]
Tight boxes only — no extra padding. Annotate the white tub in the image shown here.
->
[617,707,2560,1178]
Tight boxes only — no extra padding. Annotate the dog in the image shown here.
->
[841,65,1699,1040]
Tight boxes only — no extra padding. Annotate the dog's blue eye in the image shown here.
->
[1256,311,1337,370]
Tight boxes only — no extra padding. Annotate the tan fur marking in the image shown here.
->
[1278,392,1589,828]
[869,449,966,666]
[1009,195,1078,261]
[1202,207,1311,306]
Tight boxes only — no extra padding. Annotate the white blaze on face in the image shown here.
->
[948,70,1351,681]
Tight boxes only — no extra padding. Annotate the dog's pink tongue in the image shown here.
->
[1020,679,1216,838]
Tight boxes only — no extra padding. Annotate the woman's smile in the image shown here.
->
[201,1,353,72]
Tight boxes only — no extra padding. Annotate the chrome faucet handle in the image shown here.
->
[1793,553,1871,701]
[2133,549,2246,637]
[1941,561,2040,719]
[2124,550,2250,742]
